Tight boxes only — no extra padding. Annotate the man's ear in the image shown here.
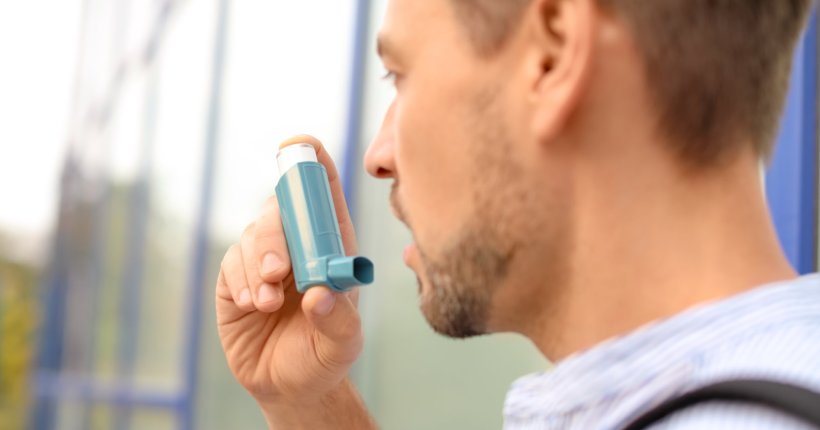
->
[525,0,596,142]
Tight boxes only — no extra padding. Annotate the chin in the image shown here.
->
[417,278,489,339]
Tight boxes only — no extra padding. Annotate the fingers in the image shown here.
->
[216,224,286,316]
[220,134,361,319]
[254,195,293,285]
[242,222,285,312]
[279,135,358,256]
[218,244,255,313]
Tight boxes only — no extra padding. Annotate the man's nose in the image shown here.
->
[364,102,397,179]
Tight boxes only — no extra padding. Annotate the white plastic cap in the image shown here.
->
[277,143,318,179]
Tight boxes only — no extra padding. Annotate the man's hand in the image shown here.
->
[215,135,375,429]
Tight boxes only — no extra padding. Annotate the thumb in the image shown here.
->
[302,286,363,363]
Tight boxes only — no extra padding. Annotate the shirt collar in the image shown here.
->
[505,274,820,417]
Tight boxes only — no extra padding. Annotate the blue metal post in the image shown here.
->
[178,0,229,428]
[340,0,372,219]
[766,9,818,275]
[32,218,71,430]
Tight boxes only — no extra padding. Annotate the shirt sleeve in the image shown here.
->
[648,401,816,430]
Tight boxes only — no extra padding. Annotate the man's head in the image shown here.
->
[364,0,812,343]
[450,0,813,163]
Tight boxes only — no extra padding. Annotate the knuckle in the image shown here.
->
[242,222,257,238]
[216,271,227,288]
[254,228,287,257]
[313,332,356,373]
[255,226,284,243]
[263,194,279,209]
[338,312,362,340]
[221,244,241,268]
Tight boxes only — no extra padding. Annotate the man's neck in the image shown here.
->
[527,150,797,361]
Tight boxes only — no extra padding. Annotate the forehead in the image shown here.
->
[379,0,465,56]
[382,0,442,27]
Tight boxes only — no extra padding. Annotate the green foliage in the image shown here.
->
[0,260,38,430]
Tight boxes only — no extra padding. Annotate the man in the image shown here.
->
[215,0,820,428]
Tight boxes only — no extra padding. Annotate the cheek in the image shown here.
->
[393,92,474,245]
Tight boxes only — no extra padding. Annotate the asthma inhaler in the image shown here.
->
[275,143,374,293]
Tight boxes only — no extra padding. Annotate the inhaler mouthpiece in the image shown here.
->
[275,143,374,293]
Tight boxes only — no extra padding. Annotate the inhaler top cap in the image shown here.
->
[277,143,318,179]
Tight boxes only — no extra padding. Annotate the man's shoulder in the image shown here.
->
[679,278,820,404]
[504,276,820,429]
[646,278,820,430]
[688,276,820,387]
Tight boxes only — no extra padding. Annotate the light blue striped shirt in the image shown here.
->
[504,274,820,429]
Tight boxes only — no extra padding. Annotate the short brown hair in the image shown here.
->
[449,0,813,165]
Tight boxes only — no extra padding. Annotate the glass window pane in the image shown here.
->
[134,0,218,394]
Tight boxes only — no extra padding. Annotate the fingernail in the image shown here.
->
[261,253,282,275]
[312,290,336,316]
[238,289,252,306]
[258,283,280,304]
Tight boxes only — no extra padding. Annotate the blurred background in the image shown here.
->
[0,1,816,429]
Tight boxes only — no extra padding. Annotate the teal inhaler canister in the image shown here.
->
[275,144,374,293]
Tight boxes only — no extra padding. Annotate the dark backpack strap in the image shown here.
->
[622,379,820,430]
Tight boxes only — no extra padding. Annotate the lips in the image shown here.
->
[403,243,414,264]
[403,242,420,269]
[389,186,417,269]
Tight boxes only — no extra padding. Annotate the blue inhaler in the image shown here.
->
[275,143,374,293]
